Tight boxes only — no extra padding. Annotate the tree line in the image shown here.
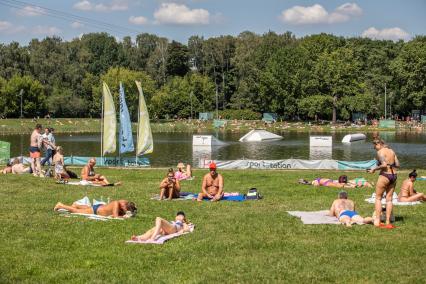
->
[0,31,425,122]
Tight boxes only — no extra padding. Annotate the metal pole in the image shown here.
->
[215,87,219,119]
[190,91,193,120]
[100,87,104,166]
[19,89,23,118]
[384,83,387,119]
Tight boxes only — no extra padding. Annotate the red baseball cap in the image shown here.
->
[209,162,217,170]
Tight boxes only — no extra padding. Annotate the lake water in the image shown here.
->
[2,131,425,168]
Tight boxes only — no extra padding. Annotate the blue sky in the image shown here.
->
[0,0,425,44]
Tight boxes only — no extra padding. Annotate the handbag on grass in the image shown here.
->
[246,188,262,200]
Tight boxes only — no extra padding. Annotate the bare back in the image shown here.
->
[376,147,398,174]
[399,179,413,198]
[330,199,355,217]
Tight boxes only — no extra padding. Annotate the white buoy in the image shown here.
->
[239,130,283,142]
[342,133,366,143]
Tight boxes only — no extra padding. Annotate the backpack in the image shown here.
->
[246,188,262,200]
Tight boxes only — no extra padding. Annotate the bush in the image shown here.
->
[218,109,261,120]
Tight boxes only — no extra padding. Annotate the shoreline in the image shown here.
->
[0,118,424,135]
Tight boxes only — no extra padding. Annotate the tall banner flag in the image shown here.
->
[102,82,117,155]
[119,82,134,154]
[135,81,153,155]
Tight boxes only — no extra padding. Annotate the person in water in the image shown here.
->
[398,170,426,202]
[328,191,373,227]
[368,138,400,228]
[80,158,121,186]
[131,211,191,241]
[54,200,136,218]
[198,162,224,202]
[159,168,181,200]
[175,161,192,180]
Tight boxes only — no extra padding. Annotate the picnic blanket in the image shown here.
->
[151,192,245,201]
[126,225,195,245]
[365,193,422,206]
[287,210,341,225]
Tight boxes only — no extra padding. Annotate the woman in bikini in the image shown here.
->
[368,138,400,228]
[398,170,426,202]
[131,211,191,241]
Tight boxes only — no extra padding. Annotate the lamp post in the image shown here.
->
[19,89,24,118]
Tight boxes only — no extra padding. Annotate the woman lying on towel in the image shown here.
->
[398,170,426,202]
[299,175,373,188]
[131,211,191,241]
[54,200,137,218]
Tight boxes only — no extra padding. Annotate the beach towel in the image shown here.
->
[287,210,341,225]
[417,177,426,181]
[365,193,422,206]
[150,192,245,201]
[126,225,195,245]
[60,180,103,187]
[56,209,124,221]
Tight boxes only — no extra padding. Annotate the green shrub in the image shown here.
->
[218,109,261,120]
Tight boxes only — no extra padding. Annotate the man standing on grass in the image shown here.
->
[328,191,373,227]
[41,127,56,166]
[29,124,43,177]
[197,162,224,202]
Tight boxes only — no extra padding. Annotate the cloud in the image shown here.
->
[0,21,12,31]
[361,27,410,41]
[32,26,62,36]
[154,3,210,25]
[280,2,362,25]
[16,6,45,16]
[71,21,84,29]
[73,0,128,12]
[0,21,25,34]
[129,16,148,25]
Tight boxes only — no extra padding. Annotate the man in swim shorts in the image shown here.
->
[54,200,137,218]
[29,124,43,177]
[197,162,224,202]
[81,158,120,186]
[328,191,373,227]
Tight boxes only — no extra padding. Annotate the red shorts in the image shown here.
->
[30,150,41,158]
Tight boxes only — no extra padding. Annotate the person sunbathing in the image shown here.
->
[398,170,426,202]
[159,168,181,200]
[1,162,12,174]
[197,162,224,202]
[175,161,192,180]
[299,175,372,188]
[328,191,373,227]
[54,200,137,218]
[80,158,121,186]
[131,211,191,241]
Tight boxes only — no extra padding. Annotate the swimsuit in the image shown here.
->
[380,172,397,184]
[170,220,183,231]
[92,204,103,215]
[174,171,188,181]
[315,178,334,186]
[339,210,359,219]
[29,146,41,158]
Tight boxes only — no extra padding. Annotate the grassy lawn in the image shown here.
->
[0,169,425,283]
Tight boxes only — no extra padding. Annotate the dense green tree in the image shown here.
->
[166,41,189,77]
[1,75,46,118]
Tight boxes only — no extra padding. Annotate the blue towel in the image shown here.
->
[194,193,245,202]
[417,177,426,181]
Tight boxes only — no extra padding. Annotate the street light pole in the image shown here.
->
[384,83,387,119]
[19,89,24,118]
